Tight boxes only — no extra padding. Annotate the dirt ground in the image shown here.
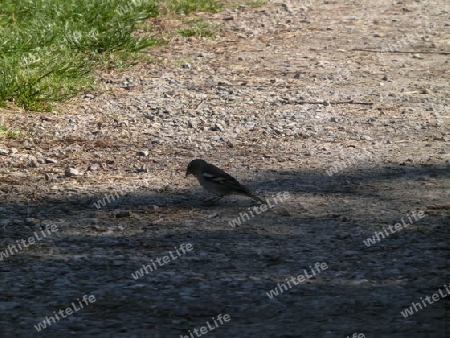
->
[0,0,449,337]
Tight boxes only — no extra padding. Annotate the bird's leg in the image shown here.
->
[202,195,224,205]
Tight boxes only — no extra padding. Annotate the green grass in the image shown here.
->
[164,0,222,15]
[228,0,266,8]
[0,0,221,111]
[244,0,266,7]
[178,18,217,37]
[0,124,22,138]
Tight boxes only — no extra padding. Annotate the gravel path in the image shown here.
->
[0,0,449,337]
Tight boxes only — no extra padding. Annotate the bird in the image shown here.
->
[186,159,264,204]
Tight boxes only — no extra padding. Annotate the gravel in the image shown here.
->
[0,0,449,337]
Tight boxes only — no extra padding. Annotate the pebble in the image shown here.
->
[24,218,40,227]
[136,150,149,156]
[65,168,80,177]
[45,158,58,164]
[138,164,148,173]
[115,210,131,218]
[89,163,100,171]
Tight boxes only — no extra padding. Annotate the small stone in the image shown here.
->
[211,123,224,132]
[65,168,79,177]
[0,219,10,230]
[273,128,283,135]
[349,279,369,285]
[45,158,58,164]
[115,210,131,218]
[9,148,18,154]
[0,149,8,156]
[279,209,291,217]
[336,232,351,239]
[89,163,100,171]
[138,164,148,173]
[24,218,39,227]
[412,53,423,59]
[188,120,197,128]
[136,150,149,156]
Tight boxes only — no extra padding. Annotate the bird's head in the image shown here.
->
[186,159,207,177]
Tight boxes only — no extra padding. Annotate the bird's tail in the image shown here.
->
[245,192,265,204]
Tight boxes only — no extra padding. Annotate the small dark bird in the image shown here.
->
[186,159,264,204]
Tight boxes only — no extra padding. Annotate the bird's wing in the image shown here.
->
[202,171,249,193]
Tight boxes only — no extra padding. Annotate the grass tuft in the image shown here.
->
[0,0,163,110]
[163,0,222,15]
[0,124,22,138]
[0,0,223,111]
[177,18,217,37]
